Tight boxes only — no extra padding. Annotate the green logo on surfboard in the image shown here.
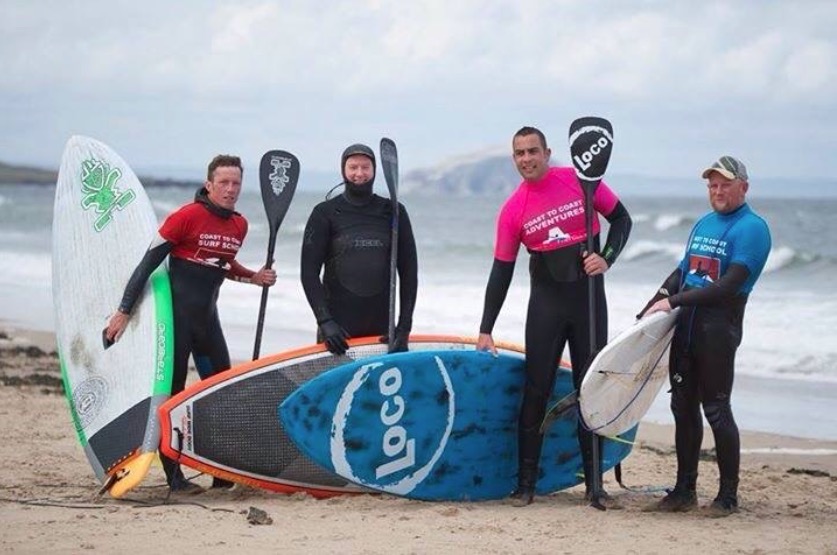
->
[80,158,137,231]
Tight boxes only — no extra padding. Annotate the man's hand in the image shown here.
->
[379,326,410,353]
[319,319,349,355]
[636,287,671,319]
[644,298,673,316]
[476,332,497,356]
[582,250,609,276]
[252,266,277,287]
[105,310,130,343]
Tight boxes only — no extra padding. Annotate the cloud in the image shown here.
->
[0,1,835,178]
[782,40,835,97]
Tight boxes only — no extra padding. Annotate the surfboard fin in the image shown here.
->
[102,328,115,350]
[96,473,119,497]
[102,453,155,498]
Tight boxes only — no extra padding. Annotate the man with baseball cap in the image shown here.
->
[637,155,771,516]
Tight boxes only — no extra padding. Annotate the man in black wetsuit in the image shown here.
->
[106,155,276,493]
[300,143,418,354]
[640,155,771,517]
[477,127,632,506]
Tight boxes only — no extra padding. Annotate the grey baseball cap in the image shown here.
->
[701,155,748,181]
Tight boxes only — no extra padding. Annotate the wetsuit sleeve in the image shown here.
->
[118,235,172,314]
[479,259,515,334]
[300,206,333,324]
[669,263,751,308]
[396,205,418,332]
[637,268,682,318]
[601,201,632,267]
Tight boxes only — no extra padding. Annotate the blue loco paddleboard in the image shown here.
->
[158,335,515,498]
[279,350,637,501]
[52,136,173,498]
[579,309,680,436]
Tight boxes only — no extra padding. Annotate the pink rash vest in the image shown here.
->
[493,166,620,262]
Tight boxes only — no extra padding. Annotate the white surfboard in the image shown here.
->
[52,135,173,497]
[578,309,680,436]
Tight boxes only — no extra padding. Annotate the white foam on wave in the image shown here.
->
[0,251,52,283]
[763,246,796,273]
[761,245,820,274]
[3,234,835,387]
[288,223,307,235]
[150,200,179,216]
[740,448,837,455]
[0,230,36,242]
[654,213,691,231]
[620,240,684,262]
[732,288,837,383]
[0,251,54,332]
[215,275,837,385]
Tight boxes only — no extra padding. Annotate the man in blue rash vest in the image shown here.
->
[105,155,276,493]
[300,143,418,354]
[639,155,771,517]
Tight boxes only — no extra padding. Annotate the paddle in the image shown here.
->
[251,150,300,360]
[541,118,615,431]
[567,117,614,508]
[379,138,400,350]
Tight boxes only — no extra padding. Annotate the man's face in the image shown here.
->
[707,171,748,214]
[205,165,243,210]
[512,134,551,182]
[344,154,374,185]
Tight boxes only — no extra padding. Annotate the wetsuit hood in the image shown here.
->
[341,143,376,203]
[194,186,238,219]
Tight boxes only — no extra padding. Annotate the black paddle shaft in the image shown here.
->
[568,117,614,508]
[380,138,400,350]
[252,150,300,360]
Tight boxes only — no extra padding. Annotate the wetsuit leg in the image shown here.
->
[162,300,194,487]
[193,308,231,379]
[170,303,192,396]
[162,259,230,489]
[518,279,569,489]
[694,321,740,490]
[668,324,703,491]
[192,309,235,489]
[565,275,608,492]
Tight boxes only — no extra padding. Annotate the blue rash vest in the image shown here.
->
[679,203,771,295]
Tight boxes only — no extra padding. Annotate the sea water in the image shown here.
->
[1,182,835,440]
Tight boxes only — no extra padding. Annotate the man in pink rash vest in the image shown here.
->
[477,126,633,507]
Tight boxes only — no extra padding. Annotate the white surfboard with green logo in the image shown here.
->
[52,135,173,497]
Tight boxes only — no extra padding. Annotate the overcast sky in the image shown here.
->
[1,0,835,183]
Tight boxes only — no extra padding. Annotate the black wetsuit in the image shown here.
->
[481,208,631,493]
[117,188,250,486]
[479,166,632,495]
[639,203,771,503]
[300,189,418,347]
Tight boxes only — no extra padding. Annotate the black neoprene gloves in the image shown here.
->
[319,319,349,355]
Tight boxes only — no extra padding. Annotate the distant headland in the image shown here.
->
[0,160,201,188]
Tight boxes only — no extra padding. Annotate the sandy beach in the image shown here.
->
[1,326,835,555]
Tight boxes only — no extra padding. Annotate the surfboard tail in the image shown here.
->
[105,451,156,498]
